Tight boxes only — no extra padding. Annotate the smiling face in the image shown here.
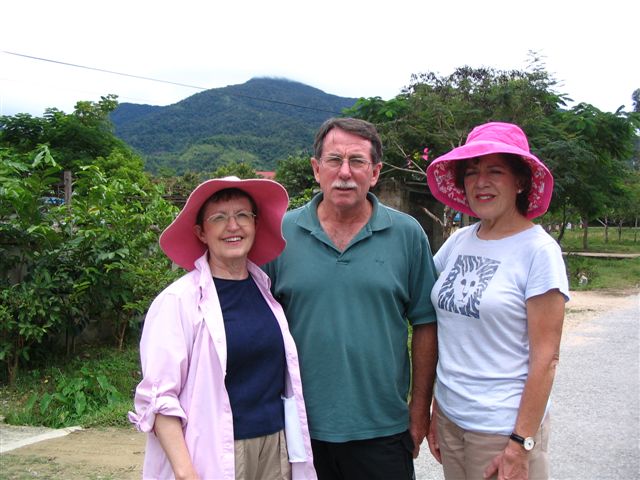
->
[311,127,381,215]
[462,153,523,223]
[193,195,256,276]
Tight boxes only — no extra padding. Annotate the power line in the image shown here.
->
[3,50,344,115]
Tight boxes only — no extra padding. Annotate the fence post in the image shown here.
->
[64,170,72,208]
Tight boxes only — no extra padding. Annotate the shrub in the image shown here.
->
[0,147,179,384]
[4,346,140,428]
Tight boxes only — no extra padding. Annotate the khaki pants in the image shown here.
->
[234,430,291,480]
[437,408,550,480]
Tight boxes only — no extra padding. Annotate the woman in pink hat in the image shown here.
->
[128,177,317,480]
[425,123,570,480]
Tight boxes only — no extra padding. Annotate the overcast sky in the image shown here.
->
[1,0,638,117]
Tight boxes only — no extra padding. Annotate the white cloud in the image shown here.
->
[1,0,637,116]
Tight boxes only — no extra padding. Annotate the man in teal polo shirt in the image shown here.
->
[264,117,438,480]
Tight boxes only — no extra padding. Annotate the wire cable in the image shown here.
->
[3,50,344,114]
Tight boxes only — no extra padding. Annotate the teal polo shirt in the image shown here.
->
[264,192,437,442]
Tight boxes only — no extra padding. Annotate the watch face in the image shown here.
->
[523,437,535,451]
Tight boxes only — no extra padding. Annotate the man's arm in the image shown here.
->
[409,322,438,458]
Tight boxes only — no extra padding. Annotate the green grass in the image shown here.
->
[553,226,640,291]
[555,226,640,253]
[565,255,640,290]
[0,345,140,429]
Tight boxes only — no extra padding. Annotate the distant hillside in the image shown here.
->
[110,78,358,174]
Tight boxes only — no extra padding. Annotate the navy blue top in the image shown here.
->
[214,275,285,439]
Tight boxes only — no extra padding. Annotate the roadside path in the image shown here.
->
[548,293,639,479]
[563,252,640,258]
[0,424,81,454]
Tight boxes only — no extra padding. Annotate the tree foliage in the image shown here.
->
[540,104,638,246]
[0,95,148,185]
[0,146,177,385]
[0,95,217,383]
[111,78,357,173]
[344,59,639,247]
[210,162,258,179]
[274,154,317,208]
[346,59,566,173]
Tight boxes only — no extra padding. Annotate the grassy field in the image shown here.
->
[564,255,640,290]
[554,226,640,290]
[555,225,640,253]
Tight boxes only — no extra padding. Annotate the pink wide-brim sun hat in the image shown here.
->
[426,122,553,219]
[160,176,289,271]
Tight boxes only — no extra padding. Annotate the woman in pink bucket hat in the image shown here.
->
[129,177,317,480]
[425,123,570,479]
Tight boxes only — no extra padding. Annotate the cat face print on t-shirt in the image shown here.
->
[437,255,500,318]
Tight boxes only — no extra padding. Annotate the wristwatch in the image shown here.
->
[510,432,535,451]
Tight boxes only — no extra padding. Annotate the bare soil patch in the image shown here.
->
[1,426,145,480]
[564,288,638,330]
[1,289,637,479]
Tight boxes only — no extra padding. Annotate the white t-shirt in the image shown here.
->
[432,224,570,434]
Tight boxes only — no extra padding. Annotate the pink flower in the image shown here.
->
[422,147,429,162]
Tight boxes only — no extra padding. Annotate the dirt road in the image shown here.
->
[1,289,637,480]
[1,426,144,479]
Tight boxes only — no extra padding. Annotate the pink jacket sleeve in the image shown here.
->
[128,288,196,432]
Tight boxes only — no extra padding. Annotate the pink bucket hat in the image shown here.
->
[159,176,289,270]
[426,122,553,219]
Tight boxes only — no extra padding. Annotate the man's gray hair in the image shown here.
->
[313,118,383,164]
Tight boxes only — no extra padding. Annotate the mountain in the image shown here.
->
[110,77,359,174]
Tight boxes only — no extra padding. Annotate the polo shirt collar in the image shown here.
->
[295,191,392,237]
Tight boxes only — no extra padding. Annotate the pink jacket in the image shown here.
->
[129,253,316,479]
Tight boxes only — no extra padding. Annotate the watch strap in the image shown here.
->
[510,432,535,451]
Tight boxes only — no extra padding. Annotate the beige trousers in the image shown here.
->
[437,408,550,480]
[234,430,291,480]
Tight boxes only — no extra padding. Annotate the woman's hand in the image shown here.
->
[483,442,529,480]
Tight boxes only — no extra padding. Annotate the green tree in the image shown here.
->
[545,104,638,248]
[1,95,144,179]
[344,60,567,238]
[1,146,179,383]
[0,146,67,384]
[93,147,149,186]
[154,171,205,199]
[0,113,48,150]
[63,165,179,349]
[346,58,566,179]
[274,154,317,208]
[210,162,258,179]
[345,60,639,249]
[612,173,640,240]
[539,137,600,242]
